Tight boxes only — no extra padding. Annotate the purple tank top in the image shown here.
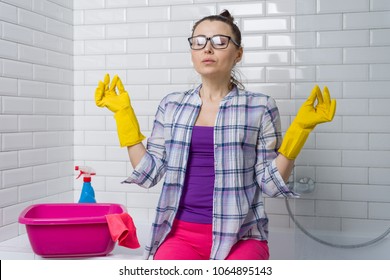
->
[176,126,215,224]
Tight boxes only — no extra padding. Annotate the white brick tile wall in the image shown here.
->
[344,46,390,64]
[2,167,33,189]
[296,14,342,32]
[316,200,368,219]
[296,150,341,166]
[19,181,47,203]
[343,184,390,202]
[317,167,368,184]
[84,39,126,54]
[335,99,368,116]
[149,53,191,68]
[149,21,193,37]
[1,0,389,250]
[18,80,46,98]
[19,149,47,168]
[2,97,33,114]
[369,99,390,115]
[47,146,73,163]
[0,188,18,208]
[300,183,342,201]
[0,115,18,132]
[316,133,368,150]
[342,218,390,235]
[0,2,18,23]
[267,33,293,49]
[84,9,126,25]
[0,40,18,59]
[295,0,316,14]
[318,30,369,48]
[0,77,18,96]
[343,116,390,132]
[127,69,171,84]
[3,60,33,80]
[317,65,369,81]
[294,48,342,65]
[244,50,290,65]
[344,11,390,29]
[2,133,33,151]
[266,0,295,16]
[317,0,369,13]
[0,0,73,241]
[127,6,170,22]
[19,9,46,32]
[243,17,290,32]
[369,168,390,185]
[106,54,148,69]
[370,64,390,80]
[370,134,390,150]
[19,115,47,131]
[74,0,104,10]
[267,66,315,82]
[106,23,148,38]
[294,82,342,99]
[343,151,390,168]
[126,38,170,53]
[289,216,341,232]
[369,203,390,219]
[344,81,390,98]
[171,5,216,21]
[371,0,390,10]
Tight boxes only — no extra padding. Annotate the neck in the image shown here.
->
[200,79,231,102]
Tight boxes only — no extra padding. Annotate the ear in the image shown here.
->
[235,47,243,64]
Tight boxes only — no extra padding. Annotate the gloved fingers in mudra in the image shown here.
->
[295,85,336,130]
[95,74,130,113]
[94,74,145,147]
[278,85,336,160]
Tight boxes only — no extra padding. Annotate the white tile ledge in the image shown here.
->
[0,234,144,260]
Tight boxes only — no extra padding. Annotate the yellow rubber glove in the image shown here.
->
[278,85,336,160]
[95,74,145,147]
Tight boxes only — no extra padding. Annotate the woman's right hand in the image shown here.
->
[94,74,146,147]
[95,74,131,113]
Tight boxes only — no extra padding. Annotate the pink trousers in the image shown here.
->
[154,219,269,260]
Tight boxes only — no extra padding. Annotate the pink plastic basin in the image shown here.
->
[18,203,126,258]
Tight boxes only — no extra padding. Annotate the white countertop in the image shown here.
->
[0,234,145,260]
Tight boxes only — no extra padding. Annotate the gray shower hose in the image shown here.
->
[285,198,390,249]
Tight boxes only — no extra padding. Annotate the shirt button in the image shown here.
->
[214,144,218,149]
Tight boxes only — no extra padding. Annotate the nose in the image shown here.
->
[203,40,213,53]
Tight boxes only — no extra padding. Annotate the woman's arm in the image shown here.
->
[127,142,147,168]
[275,154,294,183]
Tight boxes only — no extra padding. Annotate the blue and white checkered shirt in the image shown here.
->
[124,85,297,260]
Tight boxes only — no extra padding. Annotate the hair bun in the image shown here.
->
[219,9,234,22]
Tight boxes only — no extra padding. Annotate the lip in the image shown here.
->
[202,58,216,64]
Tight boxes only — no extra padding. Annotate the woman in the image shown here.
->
[95,10,336,260]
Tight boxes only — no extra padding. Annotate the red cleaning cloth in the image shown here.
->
[105,213,140,249]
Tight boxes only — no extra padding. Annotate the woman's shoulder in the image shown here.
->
[238,88,271,99]
[237,88,277,107]
[159,88,199,106]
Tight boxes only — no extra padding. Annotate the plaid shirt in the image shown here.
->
[124,85,297,260]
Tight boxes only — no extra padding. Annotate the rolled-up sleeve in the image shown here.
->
[123,98,167,189]
[255,97,298,197]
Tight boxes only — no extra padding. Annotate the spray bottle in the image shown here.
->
[75,166,96,203]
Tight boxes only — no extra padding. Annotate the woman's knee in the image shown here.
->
[225,239,269,260]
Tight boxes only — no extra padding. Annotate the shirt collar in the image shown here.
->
[191,84,239,103]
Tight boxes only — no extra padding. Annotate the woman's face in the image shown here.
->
[190,20,243,81]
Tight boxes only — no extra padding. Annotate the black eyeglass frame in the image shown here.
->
[188,34,240,50]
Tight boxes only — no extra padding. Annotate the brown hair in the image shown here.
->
[192,10,244,90]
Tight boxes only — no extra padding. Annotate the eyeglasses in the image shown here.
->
[188,35,240,50]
